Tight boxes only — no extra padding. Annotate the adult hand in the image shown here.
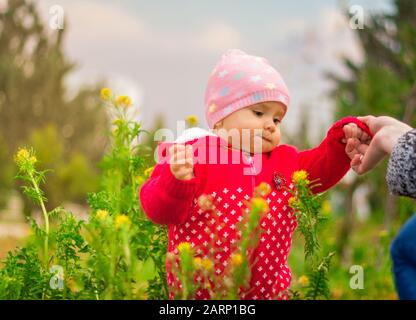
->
[350,116,413,174]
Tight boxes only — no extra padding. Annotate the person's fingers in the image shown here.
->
[172,148,186,160]
[356,126,364,140]
[171,159,193,178]
[169,144,192,164]
[341,124,351,143]
[172,145,194,166]
[342,126,347,143]
[357,115,374,126]
[350,153,362,169]
[361,131,370,144]
[351,123,358,139]
[354,140,387,174]
[173,166,193,180]
[357,115,386,135]
[168,144,195,180]
[180,147,194,179]
[343,124,352,140]
[356,142,368,155]
[345,138,361,159]
[170,148,187,165]
[168,144,186,156]
[171,158,186,170]
[185,145,194,167]
[345,138,356,155]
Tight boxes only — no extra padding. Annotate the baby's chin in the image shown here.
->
[246,139,279,154]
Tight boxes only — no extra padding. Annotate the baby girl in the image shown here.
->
[140,49,370,299]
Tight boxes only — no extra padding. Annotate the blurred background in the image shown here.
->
[0,0,415,299]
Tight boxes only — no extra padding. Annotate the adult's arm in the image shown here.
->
[386,129,416,198]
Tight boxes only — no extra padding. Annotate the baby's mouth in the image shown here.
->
[254,133,272,143]
[255,134,272,143]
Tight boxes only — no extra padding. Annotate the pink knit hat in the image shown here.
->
[204,49,290,129]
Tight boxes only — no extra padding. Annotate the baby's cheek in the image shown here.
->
[249,136,261,153]
[273,130,282,146]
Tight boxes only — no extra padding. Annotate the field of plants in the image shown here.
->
[1,0,415,301]
[0,89,399,300]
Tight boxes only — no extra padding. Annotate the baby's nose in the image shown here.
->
[264,121,276,131]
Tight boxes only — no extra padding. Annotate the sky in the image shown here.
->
[35,0,393,143]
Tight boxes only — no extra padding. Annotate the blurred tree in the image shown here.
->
[0,135,14,209]
[330,0,416,255]
[282,106,312,150]
[25,124,98,210]
[0,0,109,212]
[140,113,166,166]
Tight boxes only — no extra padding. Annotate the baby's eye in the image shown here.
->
[274,118,281,124]
[253,110,263,117]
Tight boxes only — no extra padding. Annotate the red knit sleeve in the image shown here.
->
[297,116,372,194]
[139,143,199,225]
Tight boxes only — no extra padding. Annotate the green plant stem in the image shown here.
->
[29,172,49,269]
[312,269,323,300]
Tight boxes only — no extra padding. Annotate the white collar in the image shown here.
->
[174,127,218,143]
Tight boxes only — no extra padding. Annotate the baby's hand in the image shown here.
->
[168,144,195,181]
[343,123,371,160]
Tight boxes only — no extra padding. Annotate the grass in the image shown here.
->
[289,214,397,299]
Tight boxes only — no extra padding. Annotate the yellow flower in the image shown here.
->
[332,288,344,299]
[112,119,124,126]
[231,253,243,266]
[321,200,332,216]
[116,95,132,108]
[288,197,300,209]
[254,182,272,197]
[185,115,199,127]
[100,88,112,101]
[67,277,83,293]
[177,242,191,253]
[193,257,202,269]
[96,209,109,220]
[115,214,131,229]
[251,197,269,214]
[15,148,30,163]
[14,148,37,167]
[292,170,309,185]
[379,229,389,239]
[298,275,309,287]
[144,166,155,177]
[135,175,145,185]
[67,278,78,293]
[201,258,213,271]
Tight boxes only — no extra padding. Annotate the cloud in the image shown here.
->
[266,7,365,142]
[319,8,364,65]
[36,0,144,122]
[34,0,246,132]
[197,22,243,52]
[32,1,368,138]
[37,0,147,52]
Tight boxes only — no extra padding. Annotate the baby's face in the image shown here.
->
[215,101,286,154]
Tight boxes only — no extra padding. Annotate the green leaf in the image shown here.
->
[137,258,156,282]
